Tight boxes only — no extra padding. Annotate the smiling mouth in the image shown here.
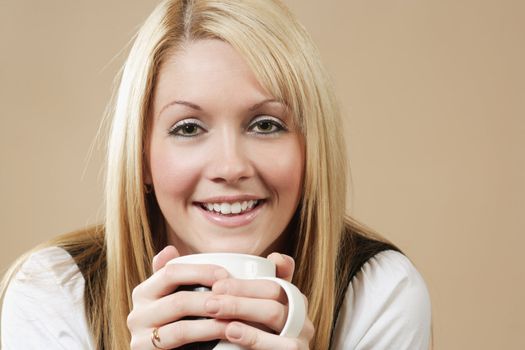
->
[197,199,264,216]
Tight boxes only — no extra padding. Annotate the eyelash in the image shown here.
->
[168,116,287,138]
[247,116,287,135]
[168,119,206,138]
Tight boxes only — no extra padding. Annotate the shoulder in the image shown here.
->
[1,246,93,349]
[356,250,429,298]
[332,250,432,349]
[9,246,83,287]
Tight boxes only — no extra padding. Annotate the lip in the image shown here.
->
[195,200,265,228]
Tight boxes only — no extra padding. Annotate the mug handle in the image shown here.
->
[255,277,307,337]
[211,277,307,350]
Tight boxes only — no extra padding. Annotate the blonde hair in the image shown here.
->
[2,1,369,348]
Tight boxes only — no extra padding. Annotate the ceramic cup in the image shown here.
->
[167,253,306,350]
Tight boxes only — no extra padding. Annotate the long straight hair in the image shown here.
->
[1,1,389,348]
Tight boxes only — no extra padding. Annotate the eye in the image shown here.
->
[248,116,287,135]
[169,119,206,138]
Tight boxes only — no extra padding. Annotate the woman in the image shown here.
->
[1,0,431,349]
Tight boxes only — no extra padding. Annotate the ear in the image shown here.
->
[143,123,153,185]
[144,170,152,185]
[143,141,153,185]
[143,154,153,185]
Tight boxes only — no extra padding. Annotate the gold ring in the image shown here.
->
[151,327,167,349]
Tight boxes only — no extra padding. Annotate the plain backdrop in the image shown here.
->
[1,1,524,349]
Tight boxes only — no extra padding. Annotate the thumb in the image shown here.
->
[267,252,295,283]
[152,245,180,273]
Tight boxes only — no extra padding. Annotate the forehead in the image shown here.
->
[161,39,249,74]
[152,39,273,110]
[156,40,262,91]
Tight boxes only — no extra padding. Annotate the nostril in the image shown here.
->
[206,151,255,183]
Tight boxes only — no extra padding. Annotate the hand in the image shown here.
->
[206,252,315,349]
[126,246,231,349]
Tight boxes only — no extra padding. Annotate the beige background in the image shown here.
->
[1,1,523,349]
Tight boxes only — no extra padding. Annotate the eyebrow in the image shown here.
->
[248,99,281,111]
[157,98,282,119]
[158,100,202,119]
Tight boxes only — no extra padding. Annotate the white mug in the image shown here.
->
[167,253,306,350]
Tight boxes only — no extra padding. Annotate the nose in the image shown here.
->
[205,132,254,184]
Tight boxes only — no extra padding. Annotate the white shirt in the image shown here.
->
[1,247,431,349]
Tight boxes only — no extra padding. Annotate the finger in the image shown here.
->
[147,319,228,349]
[152,245,180,272]
[225,321,307,350]
[267,253,295,282]
[133,264,229,300]
[130,290,213,327]
[299,316,315,343]
[212,278,287,304]
[205,295,288,332]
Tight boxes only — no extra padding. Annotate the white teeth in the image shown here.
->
[220,203,231,214]
[202,200,260,215]
[231,202,241,214]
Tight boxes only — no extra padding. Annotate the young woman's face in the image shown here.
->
[146,39,304,256]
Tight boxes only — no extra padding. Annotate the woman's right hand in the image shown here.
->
[126,245,231,349]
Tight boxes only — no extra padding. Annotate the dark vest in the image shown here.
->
[65,233,399,350]
[330,233,401,347]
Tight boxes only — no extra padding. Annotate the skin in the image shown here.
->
[128,39,314,349]
[145,39,304,257]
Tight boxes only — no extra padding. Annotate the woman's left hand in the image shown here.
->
[205,253,314,349]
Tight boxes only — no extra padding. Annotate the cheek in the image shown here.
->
[149,142,203,201]
[251,137,304,202]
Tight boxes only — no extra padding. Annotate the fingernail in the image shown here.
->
[205,298,220,314]
[153,249,164,261]
[227,323,243,340]
[282,254,294,265]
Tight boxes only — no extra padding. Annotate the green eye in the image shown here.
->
[249,117,286,135]
[181,124,198,135]
[169,120,205,137]
[256,121,275,132]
